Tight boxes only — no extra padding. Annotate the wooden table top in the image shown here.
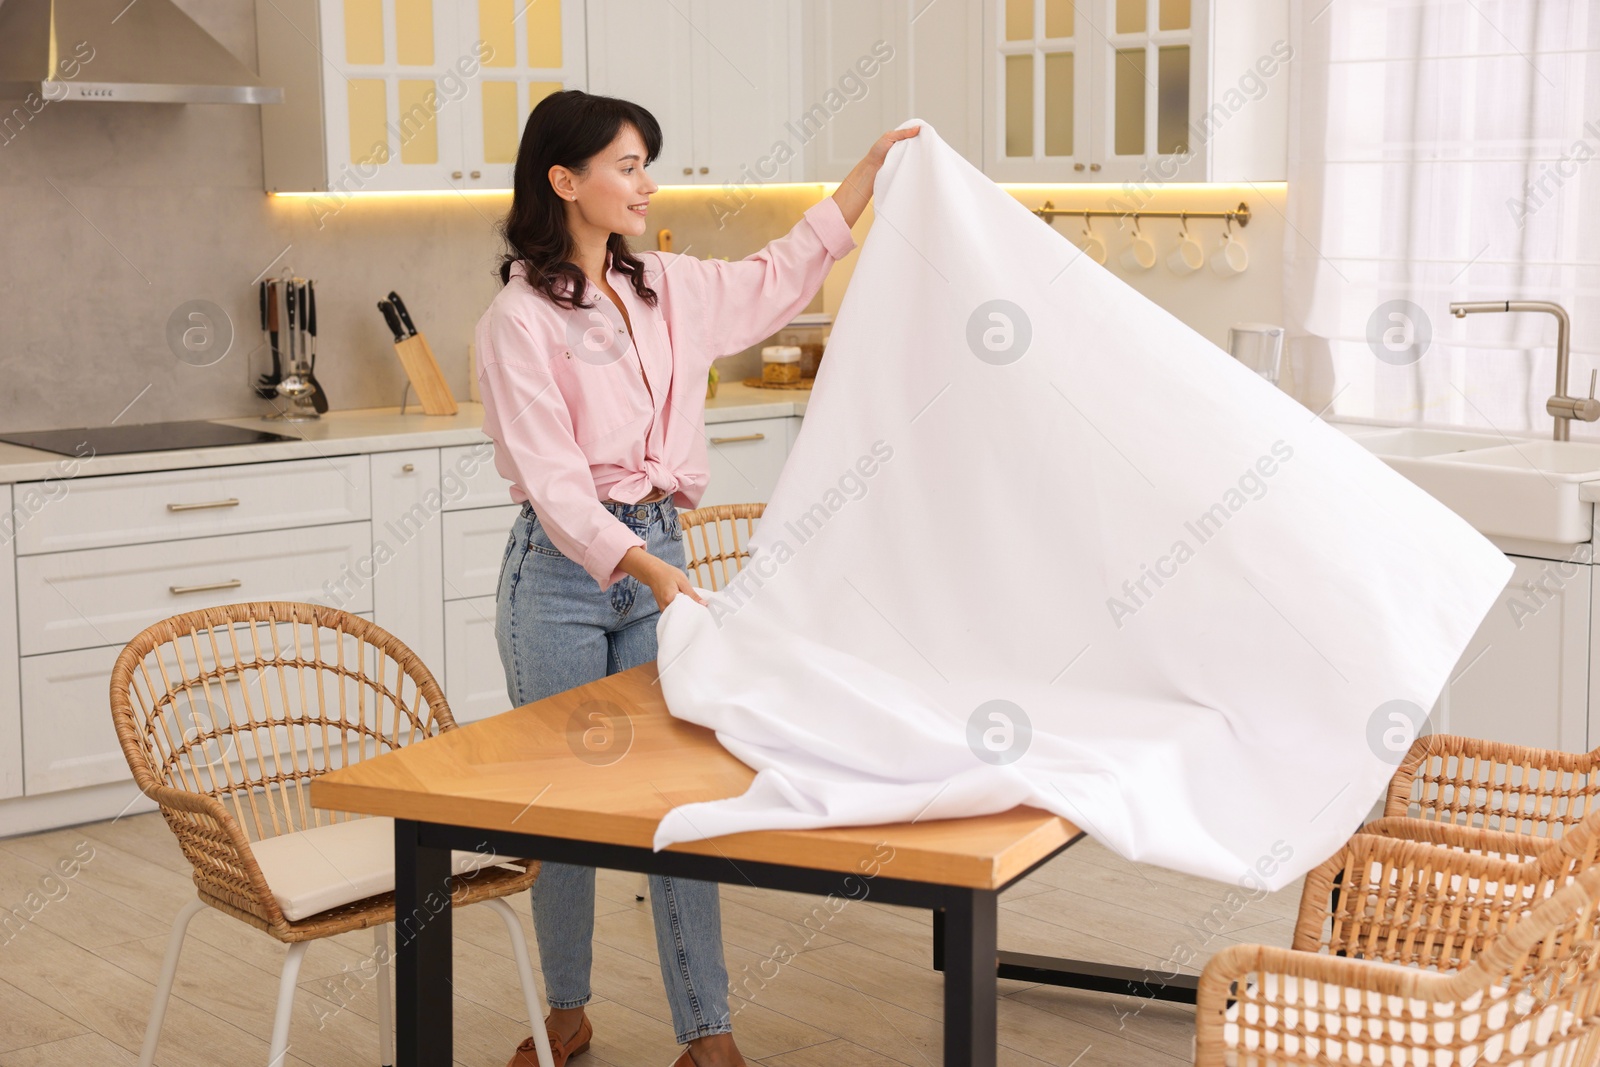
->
[311,662,1078,889]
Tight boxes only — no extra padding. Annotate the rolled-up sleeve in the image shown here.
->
[477,310,645,591]
[661,195,857,370]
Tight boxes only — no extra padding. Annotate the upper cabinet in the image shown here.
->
[983,0,1286,183]
[799,0,983,181]
[258,0,1285,193]
[257,0,586,193]
[585,0,801,186]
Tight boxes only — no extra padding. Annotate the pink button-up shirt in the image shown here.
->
[476,195,858,591]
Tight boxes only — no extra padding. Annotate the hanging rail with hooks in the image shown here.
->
[1031,200,1251,228]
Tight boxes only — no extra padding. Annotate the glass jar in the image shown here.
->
[761,344,803,384]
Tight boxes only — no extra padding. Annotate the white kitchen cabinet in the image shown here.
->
[0,486,19,801]
[700,416,799,508]
[369,449,445,686]
[23,615,374,797]
[443,596,512,723]
[258,0,586,193]
[1587,565,1600,753]
[24,644,147,796]
[13,455,369,556]
[583,0,695,181]
[1431,553,1590,753]
[801,0,982,180]
[585,0,801,186]
[443,505,521,601]
[16,522,374,657]
[441,441,515,510]
[982,0,1286,183]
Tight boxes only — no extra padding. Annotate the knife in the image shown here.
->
[306,280,328,414]
[378,299,407,343]
[260,280,283,399]
[285,279,297,372]
[387,291,419,337]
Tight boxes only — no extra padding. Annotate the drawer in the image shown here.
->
[18,521,373,656]
[13,454,369,555]
[441,441,516,511]
[444,596,513,724]
[442,505,521,600]
[700,417,795,508]
[24,615,371,796]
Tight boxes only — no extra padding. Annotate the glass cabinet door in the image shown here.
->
[320,0,464,191]
[459,0,587,189]
[985,0,1208,182]
[990,0,1090,181]
[1093,0,1206,183]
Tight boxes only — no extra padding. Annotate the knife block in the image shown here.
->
[392,332,458,415]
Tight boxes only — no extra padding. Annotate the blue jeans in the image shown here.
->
[494,497,732,1044]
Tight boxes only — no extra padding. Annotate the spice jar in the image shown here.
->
[761,344,803,385]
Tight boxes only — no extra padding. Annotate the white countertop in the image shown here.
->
[0,381,809,486]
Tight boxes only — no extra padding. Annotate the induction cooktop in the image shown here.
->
[0,420,298,458]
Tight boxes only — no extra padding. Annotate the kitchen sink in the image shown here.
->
[1349,427,1505,459]
[1331,424,1600,545]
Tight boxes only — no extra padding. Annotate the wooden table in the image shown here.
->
[311,662,1184,1066]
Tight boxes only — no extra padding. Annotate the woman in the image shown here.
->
[477,89,918,1067]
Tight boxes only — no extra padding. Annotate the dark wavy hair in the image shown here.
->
[496,90,663,310]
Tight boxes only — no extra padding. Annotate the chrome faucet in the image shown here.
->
[1448,300,1596,441]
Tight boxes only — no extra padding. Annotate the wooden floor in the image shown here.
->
[0,810,1305,1066]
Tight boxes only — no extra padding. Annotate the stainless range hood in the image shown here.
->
[0,0,284,104]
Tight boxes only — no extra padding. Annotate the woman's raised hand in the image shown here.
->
[832,125,922,228]
[863,124,922,168]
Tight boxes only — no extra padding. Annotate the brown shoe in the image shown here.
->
[668,1049,694,1067]
[508,1010,591,1067]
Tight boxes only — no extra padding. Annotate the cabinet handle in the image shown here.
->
[170,578,243,596]
[167,497,241,512]
[1074,163,1086,171]
[402,463,415,473]
[1089,163,1101,172]
[452,170,463,179]
[698,166,709,174]
[710,432,765,444]
[470,170,481,179]
[682,166,693,175]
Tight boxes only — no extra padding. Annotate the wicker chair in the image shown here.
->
[1386,733,1600,840]
[677,502,766,591]
[1196,827,1600,1064]
[109,601,555,1067]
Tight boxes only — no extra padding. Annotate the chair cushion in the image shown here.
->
[1223,974,1579,1066]
[249,815,523,921]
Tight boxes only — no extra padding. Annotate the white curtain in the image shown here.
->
[1284,0,1600,437]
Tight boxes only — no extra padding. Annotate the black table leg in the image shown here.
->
[394,818,453,1067]
[933,909,1199,1005]
[940,889,999,1067]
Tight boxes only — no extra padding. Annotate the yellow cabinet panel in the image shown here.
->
[396,0,435,65]
[479,0,517,67]
[481,80,519,164]
[344,0,384,64]
[398,80,440,164]
[348,78,388,164]
[527,0,563,67]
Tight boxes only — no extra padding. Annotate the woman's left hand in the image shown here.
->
[863,124,921,169]
[832,125,922,228]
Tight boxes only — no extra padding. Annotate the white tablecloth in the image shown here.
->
[651,119,1512,891]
